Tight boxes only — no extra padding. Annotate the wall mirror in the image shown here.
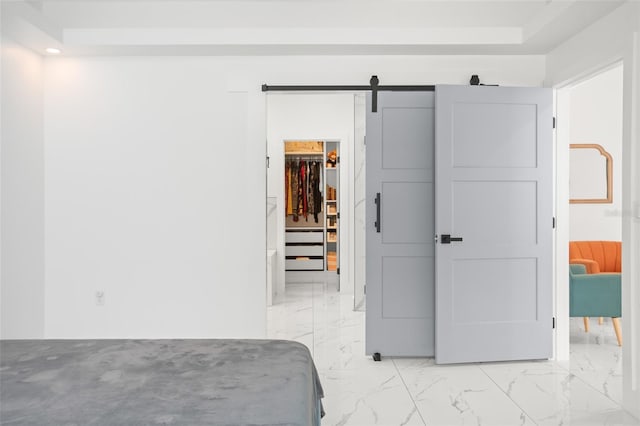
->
[569,143,613,204]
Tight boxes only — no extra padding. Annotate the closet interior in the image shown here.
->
[284,141,340,274]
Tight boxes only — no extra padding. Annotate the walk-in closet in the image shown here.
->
[284,141,340,276]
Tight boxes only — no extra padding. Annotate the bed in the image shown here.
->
[0,339,324,425]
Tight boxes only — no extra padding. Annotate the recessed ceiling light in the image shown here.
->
[45,48,61,54]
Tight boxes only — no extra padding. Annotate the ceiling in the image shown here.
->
[1,0,625,56]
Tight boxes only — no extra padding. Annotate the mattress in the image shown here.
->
[0,339,324,425]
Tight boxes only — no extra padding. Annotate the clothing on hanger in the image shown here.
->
[285,158,324,223]
[291,160,299,221]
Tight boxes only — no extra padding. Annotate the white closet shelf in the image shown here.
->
[285,226,323,230]
[285,152,323,155]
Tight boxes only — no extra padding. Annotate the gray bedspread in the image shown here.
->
[0,339,324,425]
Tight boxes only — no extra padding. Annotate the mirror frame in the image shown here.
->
[569,143,613,204]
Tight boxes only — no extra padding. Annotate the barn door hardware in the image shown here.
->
[262,76,435,113]
[468,74,499,87]
[370,75,380,112]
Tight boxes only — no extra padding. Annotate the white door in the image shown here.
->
[435,85,553,364]
[366,92,435,357]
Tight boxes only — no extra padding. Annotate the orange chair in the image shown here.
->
[569,241,622,345]
[569,241,621,274]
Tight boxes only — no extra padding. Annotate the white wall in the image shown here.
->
[569,65,623,241]
[43,57,265,338]
[546,1,640,417]
[2,54,544,339]
[0,38,45,339]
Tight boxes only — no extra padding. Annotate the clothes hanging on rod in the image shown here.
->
[285,158,322,223]
[291,160,299,221]
[310,163,322,222]
[287,166,293,215]
[285,162,293,215]
[297,160,306,219]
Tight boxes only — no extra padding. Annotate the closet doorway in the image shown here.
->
[284,140,340,282]
[266,93,366,307]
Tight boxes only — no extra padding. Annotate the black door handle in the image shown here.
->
[441,234,463,244]
[374,193,381,233]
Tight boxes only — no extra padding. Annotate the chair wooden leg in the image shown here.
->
[612,318,622,346]
[583,317,590,332]
[598,317,604,325]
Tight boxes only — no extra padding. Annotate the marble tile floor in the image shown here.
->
[267,281,640,426]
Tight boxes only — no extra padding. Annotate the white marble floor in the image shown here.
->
[267,281,640,426]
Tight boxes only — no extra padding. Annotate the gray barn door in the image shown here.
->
[366,92,435,357]
[435,85,553,364]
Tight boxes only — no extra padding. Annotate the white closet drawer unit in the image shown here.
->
[285,245,324,257]
[286,259,324,271]
[285,231,323,243]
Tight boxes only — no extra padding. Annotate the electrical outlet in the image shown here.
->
[95,291,105,306]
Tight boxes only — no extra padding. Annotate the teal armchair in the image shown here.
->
[569,264,622,346]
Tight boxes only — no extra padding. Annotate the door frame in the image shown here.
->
[553,58,640,417]
[265,92,355,298]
